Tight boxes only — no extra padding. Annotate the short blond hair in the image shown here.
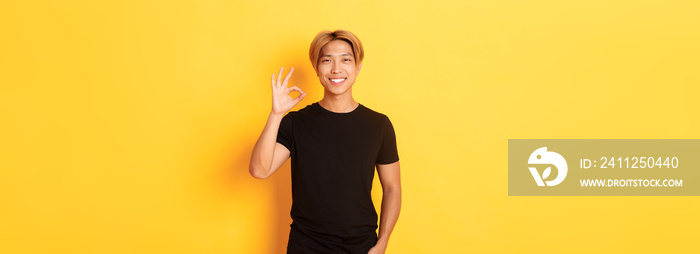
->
[309,30,364,71]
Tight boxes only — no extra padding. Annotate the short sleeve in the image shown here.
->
[276,114,293,152]
[375,116,399,164]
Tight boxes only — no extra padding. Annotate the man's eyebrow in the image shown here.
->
[321,53,354,57]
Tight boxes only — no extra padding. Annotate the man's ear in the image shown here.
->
[357,63,362,75]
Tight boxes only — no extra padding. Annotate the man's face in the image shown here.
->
[316,39,361,96]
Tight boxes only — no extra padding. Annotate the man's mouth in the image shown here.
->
[329,78,347,85]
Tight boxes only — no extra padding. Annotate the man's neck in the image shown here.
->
[319,93,358,113]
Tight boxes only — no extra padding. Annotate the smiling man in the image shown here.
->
[249,30,402,254]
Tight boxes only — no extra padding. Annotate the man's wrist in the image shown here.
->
[269,111,285,119]
[375,237,389,248]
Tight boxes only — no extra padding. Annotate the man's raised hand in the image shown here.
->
[271,67,305,115]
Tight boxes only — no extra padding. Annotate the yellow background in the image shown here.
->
[1,0,698,253]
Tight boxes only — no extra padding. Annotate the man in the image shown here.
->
[249,30,401,254]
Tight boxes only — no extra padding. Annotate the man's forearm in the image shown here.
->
[376,187,401,248]
[249,112,284,178]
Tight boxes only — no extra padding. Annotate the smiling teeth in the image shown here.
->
[331,78,345,82]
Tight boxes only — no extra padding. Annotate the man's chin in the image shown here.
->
[323,86,352,96]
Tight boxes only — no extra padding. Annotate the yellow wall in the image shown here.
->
[1,0,698,253]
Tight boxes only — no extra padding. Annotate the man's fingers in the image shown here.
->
[271,73,275,89]
[282,67,294,86]
[277,67,284,87]
[288,86,305,96]
[292,91,306,104]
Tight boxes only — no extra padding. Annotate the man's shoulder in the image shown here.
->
[285,103,319,118]
[358,104,390,121]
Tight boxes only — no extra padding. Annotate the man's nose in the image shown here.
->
[331,62,341,73]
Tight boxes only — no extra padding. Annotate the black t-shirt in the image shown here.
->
[277,102,399,253]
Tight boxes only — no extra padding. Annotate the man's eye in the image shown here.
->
[322,59,330,63]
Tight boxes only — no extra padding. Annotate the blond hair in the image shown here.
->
[308,30,364,71]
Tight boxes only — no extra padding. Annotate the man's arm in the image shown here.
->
[249,114,290,179]
[249,67,305,179]
[368,161,401,254]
